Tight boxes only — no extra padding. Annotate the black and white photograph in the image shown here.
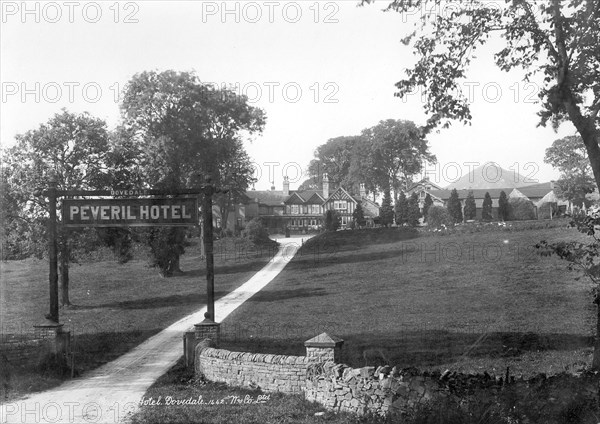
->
[1,0,600,422]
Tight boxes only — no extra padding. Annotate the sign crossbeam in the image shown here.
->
[38,179,225,325]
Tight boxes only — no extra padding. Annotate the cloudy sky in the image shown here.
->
[1,1,577,190]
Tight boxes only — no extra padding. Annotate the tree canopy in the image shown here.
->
[545,135,596,206]
[1,109,116,304]
[307,119,435,201]
[363,0,600,191]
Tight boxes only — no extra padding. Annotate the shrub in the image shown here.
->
[447,189,463,223]
[395,192,408,225]
[324,210,341,231]
[482,192,493,221]
[498,191,510,221]
[463,191,476,221]
[422,193,433,221]
[538,202,559,219]
[242,218,271,245]
[407,193,421,227]
[508,198,536,220]
[427,206,454,228]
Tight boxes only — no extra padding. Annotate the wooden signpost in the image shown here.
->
[37,176,225,328]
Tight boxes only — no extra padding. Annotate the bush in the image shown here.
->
[242,218,271,245]
[324,210,341,232]
[538,202,559,219]
[508,198,536,220]
[427,206,454,228]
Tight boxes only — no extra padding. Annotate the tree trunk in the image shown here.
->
[221,203,231,234]
[59,253,71,307]
[168,255,183,276]
[593,297,600,370]
[580,129,600,194]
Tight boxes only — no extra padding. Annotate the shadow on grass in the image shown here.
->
[246,287,328,302]
[1,328,163,401]
[220,329,593,369]
[76,292,230,310]
[183,260,275,277]
[287,246,412,270]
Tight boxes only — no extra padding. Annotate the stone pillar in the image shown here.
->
[33,320,70,358]
[305,332,344,363]
[194,318,221,348]
[33,321,64,341]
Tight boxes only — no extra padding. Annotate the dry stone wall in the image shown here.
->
[195,333,600,419]
[195,345,310,394]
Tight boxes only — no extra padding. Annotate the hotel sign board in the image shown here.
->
[62,197,198,227]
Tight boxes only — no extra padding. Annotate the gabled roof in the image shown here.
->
[284,192,306,205]
[304,192,326,204]
[509,188,528,199]
[283,190,326,204]
[517,185,554,199]
[325,187,356,203]
[245,190,286,206]
[406,178,443,192]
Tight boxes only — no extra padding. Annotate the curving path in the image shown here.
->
[0,237,307,424]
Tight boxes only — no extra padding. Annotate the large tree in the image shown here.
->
[362,0,600,191]
[359,119,436,202]
[120,70,265,276]
[307,136,361,191]
[2,110,114,306]
[213,140,256,232]
[544,135,596,206]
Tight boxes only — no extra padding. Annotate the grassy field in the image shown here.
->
[219,223,595,377]
[0,237,277,399]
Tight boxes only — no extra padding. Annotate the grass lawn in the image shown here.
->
[0,237,277,400]
[219,224,596,378]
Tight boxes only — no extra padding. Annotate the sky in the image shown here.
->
[1,1,578,191]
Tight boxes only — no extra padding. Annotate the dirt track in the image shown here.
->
[0,238,303,424]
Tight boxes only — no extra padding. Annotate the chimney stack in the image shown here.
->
[359,183,366,199]
[323,173,329,199]
[283,176,290,196]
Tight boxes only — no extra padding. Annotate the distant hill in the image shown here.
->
[445,163,537,190]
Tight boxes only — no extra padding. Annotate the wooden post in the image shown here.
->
[48,175,59,323]
[202,186,216,322]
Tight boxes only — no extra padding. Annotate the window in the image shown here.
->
[291,205,299,214]
[334,200,347,210]
[310,204,320,214]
